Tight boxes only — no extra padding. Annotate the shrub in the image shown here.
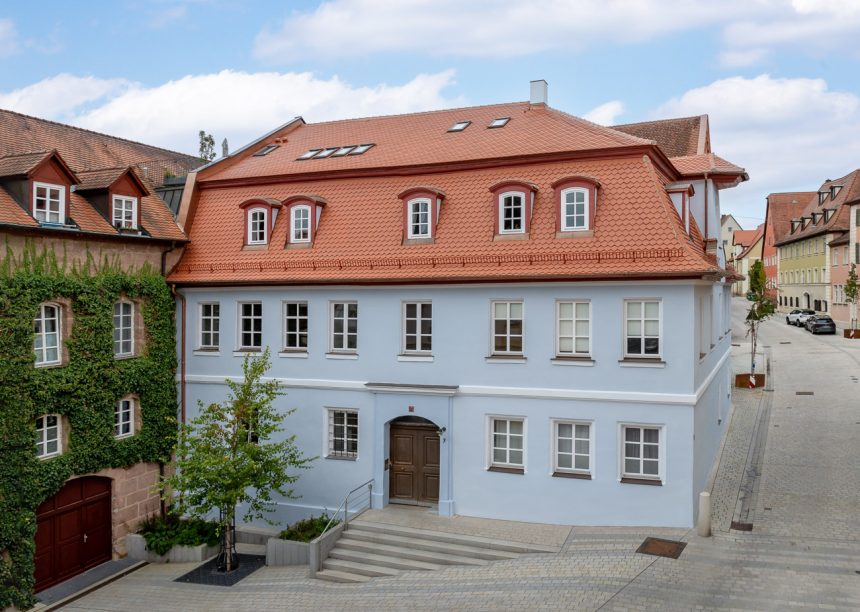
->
[138,514,219,556]
[279,514,338,543]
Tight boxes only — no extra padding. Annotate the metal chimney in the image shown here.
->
[530,80,548,105]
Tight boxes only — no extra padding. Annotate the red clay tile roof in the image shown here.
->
[765,191,813,245]
[0,151,55,178]
[75,167,131,191]
[670,153,746,178]
[775,169,860,245]
[736,224,764,259]
[612,116,708,158]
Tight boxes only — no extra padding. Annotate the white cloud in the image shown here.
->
[583,101,625,125]
[654,74,860,222]
[0,18,18,57]
[0,70,463,154]
[718,48,769,68]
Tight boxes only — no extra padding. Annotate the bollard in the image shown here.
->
[697,491,711,537]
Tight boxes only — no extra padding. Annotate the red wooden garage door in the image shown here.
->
[34,476,112,592]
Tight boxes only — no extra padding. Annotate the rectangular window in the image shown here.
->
[561,188,588,230]
[500,193,524,233]
[112,196,138,229]
[239,302,262,350]
[554,421,591,475]
[33,182,64,224]
[622,425,661,481]
[492,301,523,354]
[625,300,661,357]
[283,301,309,350]
[291,206,310,242]
[113,301,134,357]
[199,302,220,349]
[34,303,61,366]
[248,209,267,244]
[403,301,432,353]
[490,417,524,469]
[330,302,358,352]
[408,199,431,238]
[36,415,61,458]
[556,301,590,356]
[845,245,850,265]
[327,409,358,459]
[115,399,134,438]
[834,250,840,267]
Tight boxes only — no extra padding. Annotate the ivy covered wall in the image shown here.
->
[0,246,178,609]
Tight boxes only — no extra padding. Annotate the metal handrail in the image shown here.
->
[320,478,373,536]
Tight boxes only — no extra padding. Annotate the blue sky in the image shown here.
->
[2,1,860,226]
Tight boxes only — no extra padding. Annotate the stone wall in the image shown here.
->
[93,462,163,558]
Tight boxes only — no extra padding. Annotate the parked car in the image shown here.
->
[805,315,836,334]
[786,309,815,326]
[796,310,818,327]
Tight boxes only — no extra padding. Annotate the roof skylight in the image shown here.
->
[332,145,357,157]
[297,143,375,160]
[253,144,279,157]
[448,121,471,132]
[315,148,338,158]
[349,143,375,155]
[488,117,510,128]
[297,149,322,160]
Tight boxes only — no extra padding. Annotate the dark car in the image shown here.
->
[805,315,836,334]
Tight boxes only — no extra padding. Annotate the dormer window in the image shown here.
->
[283,195,327,247]
[500,193,525,233]
[248,208,267,244]
[561,188,588,231]
[33,182,65,224]
[408,198,431,238]
[552,176,600,236]
[112,196,138,230]
[239,198,282,247]
[818,191,828,205]
[398,187,445,244]
[831,185,843,199]
[291,205,311,243]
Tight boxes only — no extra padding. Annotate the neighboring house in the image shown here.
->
[831,200,860,328]
[720,213,742,265]
[761,193,811,297]
[728,227,759,295]
[170,82,746,529]
[0,109,198,599]
[774,170,859,314]
[732,224,764,296]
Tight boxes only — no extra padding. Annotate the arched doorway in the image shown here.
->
[34,476,112,592]
[388,416,440,505]
[804,293,811,309]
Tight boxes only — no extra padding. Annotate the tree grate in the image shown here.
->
[635,537,687,559]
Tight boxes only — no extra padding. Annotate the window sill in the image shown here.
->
[555,230,594,239]
[233,350,262,357]
[242,244,268,250]
[38,453,62,461]
[487,465,524,475]
[34,361,64,369]
[493,232,529,241]
[113,354,136,361]
[618,358,665,368]
[279,351,309,359]
[403,237,434,246]
[552,471,591,480]
[397,354,434,362]
[620,477,662,486]
[193,349,221,357]
[551,356,594,366]
[286,241,313,250]
[326,352,358,360]
[485,355,526,363]
[325,455,358,461]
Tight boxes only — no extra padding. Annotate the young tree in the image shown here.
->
[161,348,313,571]
[846,263,858,336]
[198,130,216,163]
[745,260,775,387]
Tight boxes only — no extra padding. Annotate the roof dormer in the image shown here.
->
[489,180,538,239]
[0,150,79,226]
[801,216,811,229]
[398,186,446,244]
[283,195,326,248]
[239,197,282,247]
[830,185,843,199]
[818,191,828,206]
[790,219,800,233]
[552,175,602,237]
[76,167,149,232]
[810,211,821,225]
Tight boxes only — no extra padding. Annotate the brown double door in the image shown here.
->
[389,422,440,504]
[34,477,112,592]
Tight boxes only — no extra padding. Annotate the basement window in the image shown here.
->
[252,144,279,157]
[489,117,510,128]
[448,120,471,132]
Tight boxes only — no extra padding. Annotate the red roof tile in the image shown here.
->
[764,192,813,245]
[670,153,746,178]
[612,116,709,158]
[774,169,860,245]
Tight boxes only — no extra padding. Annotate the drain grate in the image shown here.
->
[779,341,791,344]
[636,537,687,559]
[796,391,814,396]
[731,521,754,531]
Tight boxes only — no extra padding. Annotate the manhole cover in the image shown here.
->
[796,391,814,396]
[636,537,687,559]
[731,521,753,531]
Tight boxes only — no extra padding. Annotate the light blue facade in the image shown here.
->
[178,280,732,528]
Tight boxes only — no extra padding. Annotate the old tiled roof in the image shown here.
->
[669,154,747,179]
[612,116,708,158]
[736,224,764,260]
[775,169,860,245]
[75,167,131,191]
[0,151,55,178]
[765,192,813,245]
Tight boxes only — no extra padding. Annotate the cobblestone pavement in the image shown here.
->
[64,299,860,611]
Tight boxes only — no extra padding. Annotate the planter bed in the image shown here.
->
[126,533,219,564]
[266,537,310,566]
[844,329,860,339]
[734,373,766,389]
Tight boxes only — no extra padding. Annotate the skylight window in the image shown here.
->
[297,149,322,160]
[489,117,510,128]
[448,121,471,132]
[253,144,279,157]
[349,143,374,155]
[316,148,339,158]
[332,145,356,157]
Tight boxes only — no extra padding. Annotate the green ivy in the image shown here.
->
[138,514,219,556]
[0,243,178,609]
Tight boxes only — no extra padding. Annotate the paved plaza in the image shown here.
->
[63,299,860,611]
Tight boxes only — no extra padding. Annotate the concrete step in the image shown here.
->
[315,569,371,584]
[322,558,401,578]
[347,520,559,554]
[328,547,443,571]
[336,537,488,566]
[344,529,520,561]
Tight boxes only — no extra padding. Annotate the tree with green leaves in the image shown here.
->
[160,348,313,571]
[745,260,775,386]
[846,263,858,336]
[198,130,216,163]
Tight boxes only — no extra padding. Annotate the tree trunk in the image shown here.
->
[749,323,757,387]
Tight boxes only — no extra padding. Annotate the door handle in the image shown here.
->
[83,533,88,543]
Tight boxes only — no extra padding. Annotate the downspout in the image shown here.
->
[170,284,187,425]
[703,172,709,240]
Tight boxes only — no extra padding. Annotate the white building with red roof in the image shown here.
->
[170,82,746,530]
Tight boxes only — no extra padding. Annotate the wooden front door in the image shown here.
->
[389,423,440,505]
[34,477,112,592]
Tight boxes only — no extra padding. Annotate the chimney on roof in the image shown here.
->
[222,138,229,158]
[530,79,548,105]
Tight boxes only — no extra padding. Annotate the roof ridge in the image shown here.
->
[303,101,531,127]
[546,107,654,147]
[610,114,705,129]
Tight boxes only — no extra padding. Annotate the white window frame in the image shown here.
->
[34,303,62,366]
[114,398,135,438]
[490,300,524,355]
[619,423,664,482]
[552,419,593,477]
[498,191,525,234]
[560,187,589,231]
[237,302,263,350]
[113,300,134,357]
[33,181,65,224]
[402,301,432,354]
[326,408,358,460]
[330,301,358,353]
[291,205,311,243]
[283,301,309,351]
[555,300,591,357]
[36,414,62,459]
[247,207,268,245]
[407,198,432,239]
[623,299,662,359]
[488,416,526,470]
[198,302,220,349]
[112,195,138,230]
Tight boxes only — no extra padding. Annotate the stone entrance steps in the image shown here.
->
[316,520,558,584]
